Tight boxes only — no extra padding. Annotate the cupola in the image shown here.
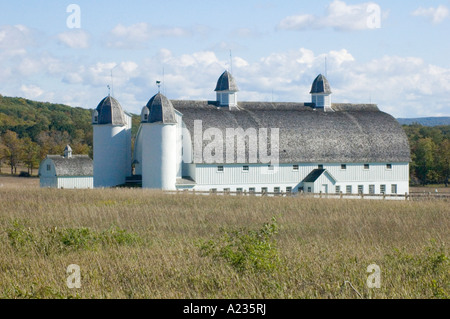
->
[141,93,176,124]
[310,74,332,111]
[93,96,126,125]
[215,70,239,109]
[64,145,72,158]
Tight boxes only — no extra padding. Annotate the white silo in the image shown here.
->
[92,95,132,187]
[140,93,177,190]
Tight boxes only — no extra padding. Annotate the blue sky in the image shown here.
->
[0,0,449,118]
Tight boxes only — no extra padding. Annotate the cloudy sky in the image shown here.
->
[0,0,449,118]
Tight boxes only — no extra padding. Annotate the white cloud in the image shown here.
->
[0,25,36,50]
[411,5,449,24]
[277,0,383,31]
[233,57,249,68]
[231,28,264,38]
[277,14,316,31]
[14,53,66,77]
[61,61,141,92]
[57,29,90,49]
[209,41,247,52]
[106,23,191,49]
[63,72,84,84]
[1,43,449,118]
[20,84,44,99]
[98,47,449,118]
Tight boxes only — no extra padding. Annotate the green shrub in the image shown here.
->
[6,220,142,253]
[6,220,35,250]
[385,240,449,298]
[59,227,97,250]
[199,217,281,273]
[99,225,142,246]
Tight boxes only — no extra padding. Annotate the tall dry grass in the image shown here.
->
[0,183,448,299]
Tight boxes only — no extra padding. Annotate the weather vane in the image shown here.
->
[156,80,161,93]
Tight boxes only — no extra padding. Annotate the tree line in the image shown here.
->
[0,95,140,175]
[0,130,91,175]
[403,124,450,186]
[0,95,93,175]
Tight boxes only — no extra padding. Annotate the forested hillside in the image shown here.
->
[0,95,139,174]
[397,117,450,126]
[0,94,449,186]
[403,124,450,186]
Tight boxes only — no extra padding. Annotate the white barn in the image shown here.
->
[93,72,411,196]
[39,145,93,189]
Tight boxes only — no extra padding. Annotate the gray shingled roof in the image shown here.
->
[215,71,239,92]
[47,155,93,176]
[310,74,332,94]
[143,93,177,124]
[172,100,411,164]
[302,169,326,182]
[95,96,126,125]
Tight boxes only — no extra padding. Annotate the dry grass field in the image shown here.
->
[0,175,448,299]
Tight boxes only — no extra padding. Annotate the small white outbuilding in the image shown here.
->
[39,145,93,189]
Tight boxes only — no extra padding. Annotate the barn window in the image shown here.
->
[369,185,375,194]
[243,165,249,172]
[318,164,324,169]
[380,185,386,194]
[307,187,312,193]
[364,164,370,170]
[358,185,364,194]
[341,164,347,170]
[94,116,98,122]
[391,184,397,194]
[236,188,243,194]
[335,186,341,193]
[249,187,256,194]
[144,114,148,121]
[346,185,352,193]
[293,165,299,171]
[386,164,392,170]
[261,187,268,194]
[286,187,292,193]
[268,165,274,171]
[46,164,51,171]
[274,187,280,193]
[217,166,224,172]
[210,188,217,194]
[224,188,230,194]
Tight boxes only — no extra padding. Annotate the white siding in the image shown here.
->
[40,177,57,188]
[190,162,409,194]
[39,157,93,189]
[39,158,57,188]
[57,177,93,189]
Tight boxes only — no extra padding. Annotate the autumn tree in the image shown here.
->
[436,139,450,186]
[1,130,23,174]
[0,140,6,173]
[21,137,41,175]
